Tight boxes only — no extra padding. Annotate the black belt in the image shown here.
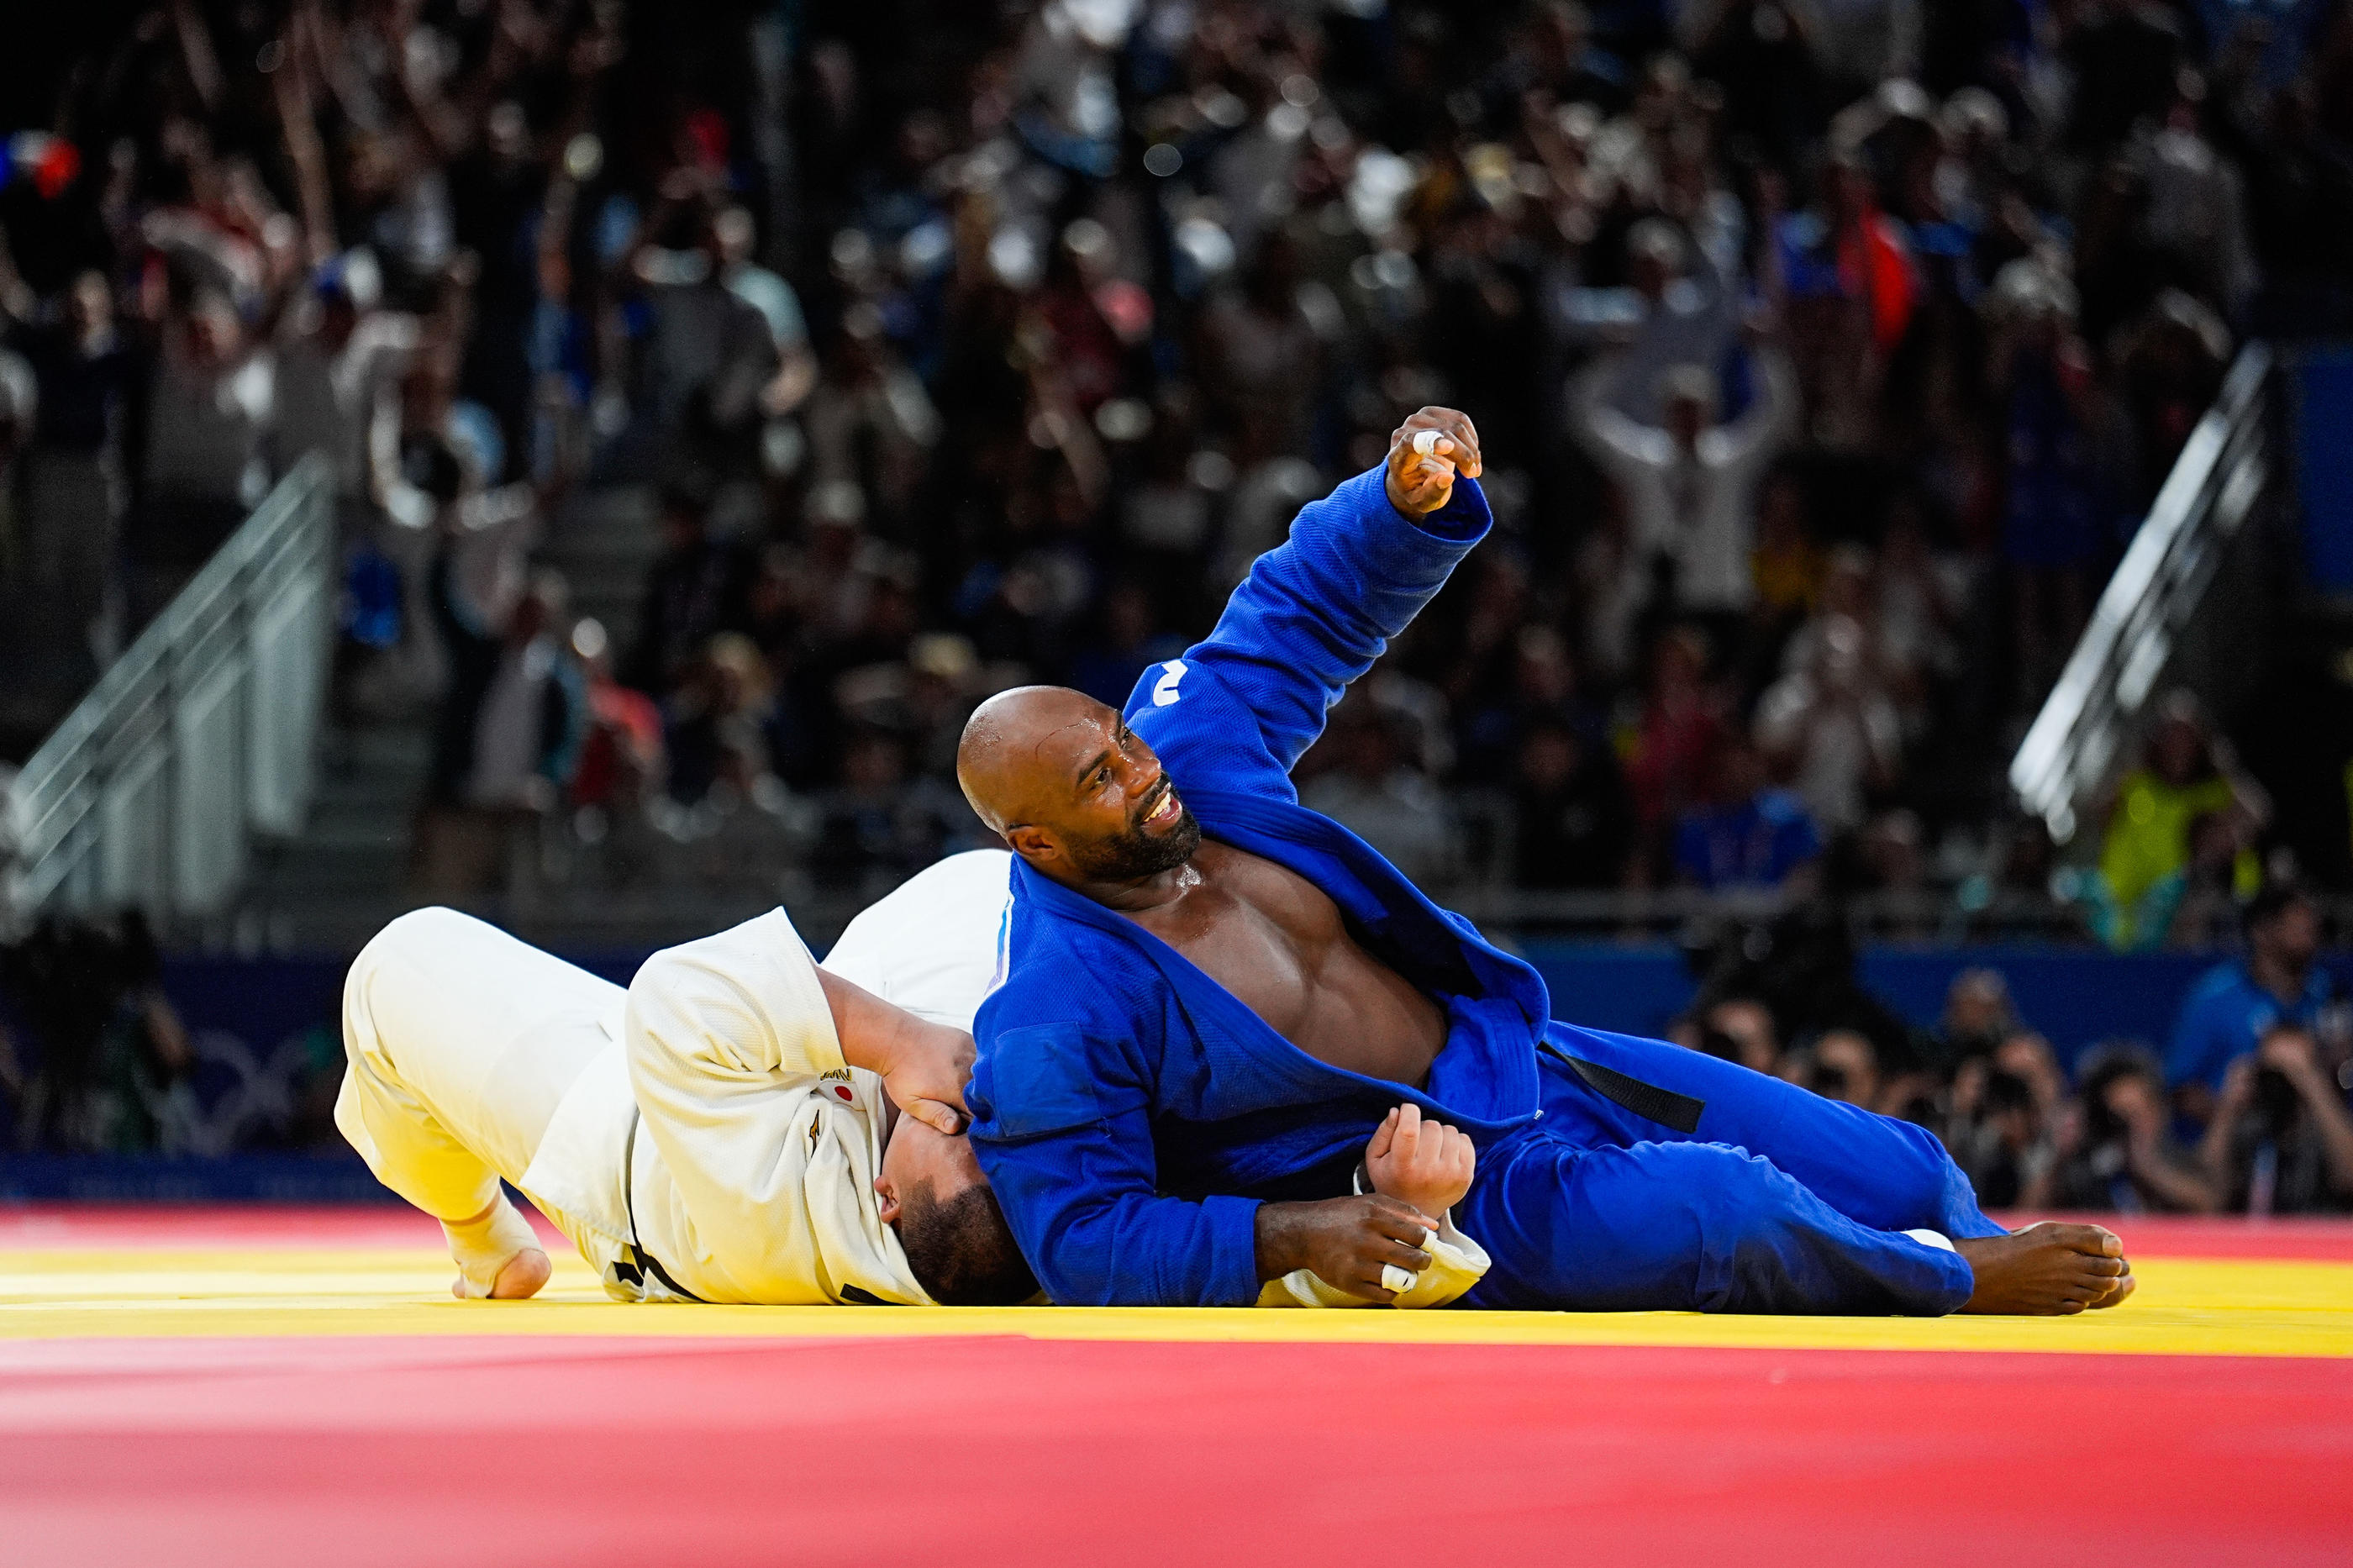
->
[614,1112,708,1302]
[1543,1043,1707,1135]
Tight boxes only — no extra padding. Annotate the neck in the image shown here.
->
[1053,855,1203,915]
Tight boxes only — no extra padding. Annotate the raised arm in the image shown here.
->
[1126,411,1491,794]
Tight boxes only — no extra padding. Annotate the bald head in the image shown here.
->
[957,686,1201,888]
[957,686,1113,833]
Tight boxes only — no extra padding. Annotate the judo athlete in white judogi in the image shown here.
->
[337,850,1490,1308]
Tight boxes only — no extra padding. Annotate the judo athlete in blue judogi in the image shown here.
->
[955,409,2135,1315]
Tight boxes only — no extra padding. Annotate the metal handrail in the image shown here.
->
[2009,344,2273,843]
[2,455,336,930]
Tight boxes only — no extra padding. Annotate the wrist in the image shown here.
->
[1253,1202,1306,1283]
[1385,474,1429,520]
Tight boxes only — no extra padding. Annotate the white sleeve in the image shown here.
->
[624,909,843,1264]
[1255,1212,1492,1309]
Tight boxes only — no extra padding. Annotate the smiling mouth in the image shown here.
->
[1139,780,1182,830]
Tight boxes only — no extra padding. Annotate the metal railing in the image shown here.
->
[2009,344,2273,844]
[2,455,336,929]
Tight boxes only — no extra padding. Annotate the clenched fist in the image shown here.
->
[1365,1102,1475,1218]
[1385,407,1482,518]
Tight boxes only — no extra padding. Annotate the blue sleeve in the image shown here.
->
[1126,466,1491,797]
[968,1013,1263,1306]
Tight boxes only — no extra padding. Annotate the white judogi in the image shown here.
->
[336,850,1486,1308]
[338,900,928,1302]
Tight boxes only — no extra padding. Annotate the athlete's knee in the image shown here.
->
[363,906,479,965]
[1654,1142,1811,1229]
[350,907,479,997]
[345,908,471,1061]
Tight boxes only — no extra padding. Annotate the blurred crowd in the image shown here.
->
[3,0,2351,915]
[1670,879,2352,1214]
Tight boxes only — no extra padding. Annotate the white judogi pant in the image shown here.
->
[336,908,637,1282]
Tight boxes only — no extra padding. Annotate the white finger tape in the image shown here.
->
[1411,429,1440,456]
[1381,1264,1416,1295]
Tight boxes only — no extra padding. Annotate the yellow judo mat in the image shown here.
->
[11,1210,2349,1568]
[6,1239,2348,1357]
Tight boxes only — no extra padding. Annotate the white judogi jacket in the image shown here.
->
[516,903,933,1305]
[624,911,925,1304]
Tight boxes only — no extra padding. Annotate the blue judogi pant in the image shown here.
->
[1458,1026,2001,1314]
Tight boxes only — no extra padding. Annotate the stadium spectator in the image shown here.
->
[1624,626,1727,863]
[1572,340,1798,650]
[622,482,751,698]
[134,282,278,617]
[2052,1044,2221,1213]
[1948,1061,2059,1211]
[2095,692,2266,950]
[413,437,580,897]
[1682,994,1783,1076]
[1509,712,1637,891]
[10,270,134,653]
[1672,732,1821,891]
[1300,694,1463,893]
[1755,607,1903,835]
[2198,1024,2353,1214]
[2166,883,2340,1124]
[1937,968,2020,1066]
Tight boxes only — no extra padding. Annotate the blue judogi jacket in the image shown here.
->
[967,466,1556,1306]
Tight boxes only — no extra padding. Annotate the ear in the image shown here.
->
[1003,824,1060,864]
[873,1171,901,1226]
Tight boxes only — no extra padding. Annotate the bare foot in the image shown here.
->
[450,1247,552,1301]
[1954,1223,2129,1314]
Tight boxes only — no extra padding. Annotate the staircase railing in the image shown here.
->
[2008,344,2273,844]
[2,455,336,930]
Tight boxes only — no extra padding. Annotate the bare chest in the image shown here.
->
[1130,846,1445,1086]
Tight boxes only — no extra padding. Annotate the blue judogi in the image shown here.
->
[967,466,1999,1313]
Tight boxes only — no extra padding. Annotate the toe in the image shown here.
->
[2091,1273,2137,1309]
[2054,1223,2123,1257]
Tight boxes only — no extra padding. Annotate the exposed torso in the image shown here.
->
[1122,840,1446,1087]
